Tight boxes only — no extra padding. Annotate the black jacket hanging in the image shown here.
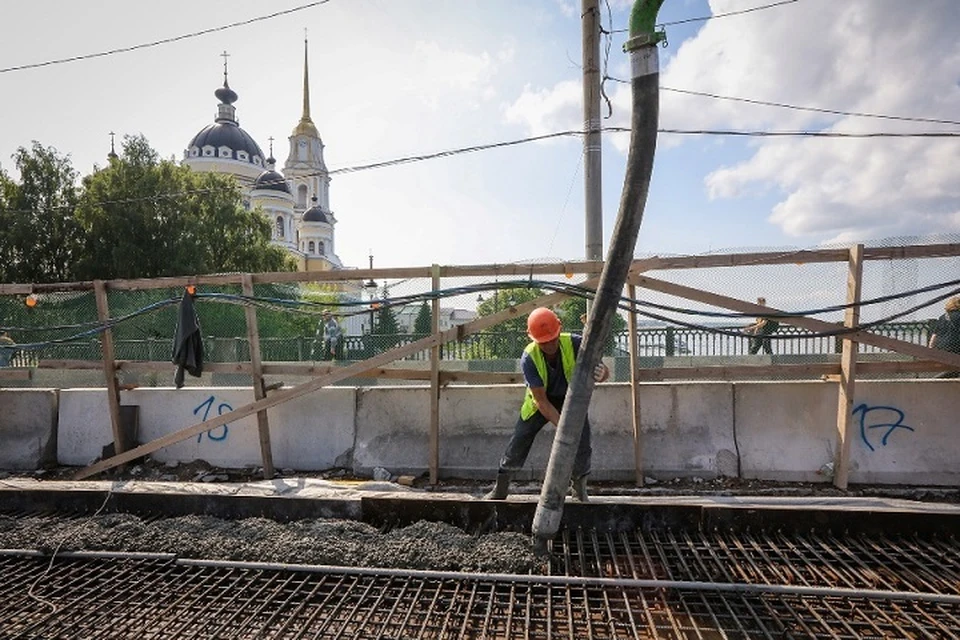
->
[172,290,203,388]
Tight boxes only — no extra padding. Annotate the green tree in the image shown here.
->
[0,142,83,283]
[413,301,431,335]
[557,296,626,355]
[73,135,294,280]
[475,287,545,358]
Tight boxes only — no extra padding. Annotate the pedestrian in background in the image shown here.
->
[744,297,779,355]
[322,312,342,361]
[929,296,960,378]
[484,307,608,502]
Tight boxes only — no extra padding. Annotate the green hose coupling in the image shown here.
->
[624,0,666,52]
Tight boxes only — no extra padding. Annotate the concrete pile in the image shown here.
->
[0,514,538,574]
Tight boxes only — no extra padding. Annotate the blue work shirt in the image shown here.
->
[520,334,582,402]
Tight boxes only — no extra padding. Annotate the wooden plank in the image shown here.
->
[94,280,126,456]
[36,359,529,382]
[627,284,644,486]
[4,242,957,296]
[73,286,587,480]
[429,265,441,485]
[834,245,864,490]
[41,356,954,380]
[243,274,274,480]
[628,274,960,369]
[634,359,954,381]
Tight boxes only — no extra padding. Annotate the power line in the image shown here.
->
[661,85,960,127]
[659,0,800,27]
[0,1,332,74]
[3,125,958,216]
[606,78,960,127]
[611,0,800,33]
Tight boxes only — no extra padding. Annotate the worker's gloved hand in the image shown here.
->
[593,363,608,382]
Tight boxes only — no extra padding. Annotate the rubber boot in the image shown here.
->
[483,472,511,500]
[570,475,589,502]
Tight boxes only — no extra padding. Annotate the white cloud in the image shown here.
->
[665,0,960,242]
[504,80,581,134]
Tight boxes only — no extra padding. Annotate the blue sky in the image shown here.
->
[1,0,958,271]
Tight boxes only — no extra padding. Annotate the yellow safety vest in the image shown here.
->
[519,333,576,420]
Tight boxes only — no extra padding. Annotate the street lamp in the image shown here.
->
[364,251,378,335]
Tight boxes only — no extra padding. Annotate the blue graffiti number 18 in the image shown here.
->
[193,395,232,443]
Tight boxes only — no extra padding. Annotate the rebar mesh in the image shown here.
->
[1,550,958,639]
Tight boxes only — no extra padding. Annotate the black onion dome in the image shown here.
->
[215,84,238,105]
[254,169,290,193]
[302,200,329,223]
[187,123,265,165]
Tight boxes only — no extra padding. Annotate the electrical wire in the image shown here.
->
[610,0,801,33]
[0,1,332,74]
[4,121,959,218]
[659,86,960,128]
[5,272,958,352]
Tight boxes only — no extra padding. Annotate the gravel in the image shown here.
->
[0,514,539,574]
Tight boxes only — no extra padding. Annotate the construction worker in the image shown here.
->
[484,307,609,502]
[929,296,960,378]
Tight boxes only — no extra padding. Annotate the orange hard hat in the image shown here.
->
[527,307,561,343]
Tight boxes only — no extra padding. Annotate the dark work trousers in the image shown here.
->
[498,397,592,479]
[748,336,773,355]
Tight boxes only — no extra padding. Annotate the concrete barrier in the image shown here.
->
[735,380,960,485]
[57,387,356,471]
[27,379,960,485]
[0,388,58,470]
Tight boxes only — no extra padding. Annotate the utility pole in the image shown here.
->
[583,0,603,265]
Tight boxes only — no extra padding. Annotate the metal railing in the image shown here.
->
[2,321,930,366]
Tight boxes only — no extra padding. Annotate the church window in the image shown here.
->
[190,147,199,157]
[318,241,324,255]
[202,146,215,157]
[276,216,285,238]
[308,241,315,254]
[237,150,249,162]
[219,147,232,158]
[297,185,308,208]
[253,156,262,166]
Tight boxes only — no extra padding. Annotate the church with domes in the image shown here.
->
[183,42,342,273]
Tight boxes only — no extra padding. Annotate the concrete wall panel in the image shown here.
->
[58,389,117,466]
[0,389,58,470]
[849,381,960,485]
[58,387,356,470]
[637,383,737,479]
[736,382,836,482]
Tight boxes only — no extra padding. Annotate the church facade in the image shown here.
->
[183,42,341,273]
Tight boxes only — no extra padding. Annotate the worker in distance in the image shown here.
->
[485,307,609,502]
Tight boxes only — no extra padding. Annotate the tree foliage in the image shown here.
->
[475,287,545,358]
[556,295,626,355]
[0,142,83,283]
[73,135,294,280]
[473,289,626,358]
[413,301,431,335]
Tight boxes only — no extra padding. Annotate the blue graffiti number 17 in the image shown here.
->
[193,395,233,443]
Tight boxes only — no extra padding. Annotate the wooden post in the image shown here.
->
[627,284,644,486]
[833,244,863,490]
[429,265,441,484]
[93,280,125,455]
[242,274,275,480]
